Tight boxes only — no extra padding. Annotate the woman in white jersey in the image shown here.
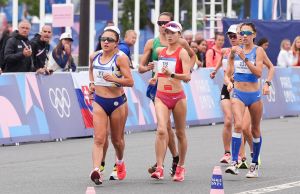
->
[88,26,133,185]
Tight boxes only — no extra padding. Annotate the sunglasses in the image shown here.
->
[228,33,237,40]
[157,21,169,26]
[100,37,116,43]
[240,31,254,36]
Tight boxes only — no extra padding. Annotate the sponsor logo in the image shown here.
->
[49,88,71,118]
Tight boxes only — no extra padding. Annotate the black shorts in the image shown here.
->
[220,84,230,101]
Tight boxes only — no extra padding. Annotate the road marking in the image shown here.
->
[236,181,300,194]
[86,187,96,194]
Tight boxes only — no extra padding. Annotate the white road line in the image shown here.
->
[236,181,300,194]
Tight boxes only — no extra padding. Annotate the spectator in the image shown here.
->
[291,36,300,66]
[48,32,76,72]
[4,20,33,72]
[277,39,294,67]
[182,30,193,45]
[30,25,53,74]
[257,37,269,50]
[205,32,224,68]
[194,31,203,42]
[0,24,13,73]
[196,39,207,67]
[118,29,137,68]
[190,41,202,69]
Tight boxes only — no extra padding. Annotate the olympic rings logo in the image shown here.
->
[48,88,71,118]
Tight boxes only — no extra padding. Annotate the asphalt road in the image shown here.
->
[1,117,300,194]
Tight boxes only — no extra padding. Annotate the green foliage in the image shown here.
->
[0,0,8,7]
[120,0,148,36]
[20,0,39,16]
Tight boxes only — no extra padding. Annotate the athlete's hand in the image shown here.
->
[88,83,95,100]
[148,77,157,85]
[103,73,115,82]
[162,66,171,76]
[262,83,270,95]
[210,70,217,79]
[147,62,155,71]
[0,68,2,75]
[227,82,234,92]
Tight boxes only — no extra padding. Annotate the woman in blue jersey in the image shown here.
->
[225,23,264,178]
[88,26,134,185]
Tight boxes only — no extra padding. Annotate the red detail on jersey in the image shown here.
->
[164,85,173,90]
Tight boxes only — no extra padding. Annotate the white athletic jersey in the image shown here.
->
[92,50,124,87]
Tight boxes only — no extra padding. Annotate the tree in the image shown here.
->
[120,0,148,36]
[20,0,39,17]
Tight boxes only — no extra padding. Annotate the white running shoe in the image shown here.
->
[109,165,119,180]
[225,161,239,175]
[246,163,259,178]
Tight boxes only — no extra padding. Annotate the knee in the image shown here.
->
[223,118,232,130]
[156,128,168,138]
[234,123,243,133]
[175,129,186,140]
[94,135,106,146]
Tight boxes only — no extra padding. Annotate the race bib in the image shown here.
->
[157,58,176,73]
[234,60,252,74]
[94,69,114,87]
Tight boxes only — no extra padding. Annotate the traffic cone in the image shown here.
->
[86,187,96,194]
[210,166,224,194]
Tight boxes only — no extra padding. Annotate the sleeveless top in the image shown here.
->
[234,46,258,83]
[157,47,183,77]
[92,50,123,87]
[151,37,165,61]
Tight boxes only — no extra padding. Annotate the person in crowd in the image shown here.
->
[48,32,76,72]
[118,29,137,68]
[88,26,133,185]
[277,39,294,67]
[0,24,13,74]
[194,31,203,42]
[291,36,300,66]
[225,23,264,178]
[206,32,224,68]
[190,40,202,69]
[257,37,269,50]
[30,25,53,75]
[4,20,33,72]
[151,21,191,182]
[182,30,193,45]
[196,39,207,67]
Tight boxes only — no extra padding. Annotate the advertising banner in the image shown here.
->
[37,73,86,139]
[0,74,51,144]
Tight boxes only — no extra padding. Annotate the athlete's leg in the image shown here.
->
[220,99,232,163]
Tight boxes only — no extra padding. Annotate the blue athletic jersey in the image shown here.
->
[234,46,258,83]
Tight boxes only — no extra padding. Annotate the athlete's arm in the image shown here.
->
[104,54,134,87]
[162,48,191,82]
[224,48,235,91]
[262,49,275,95]
[178,38,196,69]
[138,39,154,73]
[88,52,97,96]
[238,46,263,78]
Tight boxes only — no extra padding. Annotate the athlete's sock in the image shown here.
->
[225,151,231,154]
[231,132,242,163]
[252,136,262,165]
[173,155,179,163]
[101,161,105,167]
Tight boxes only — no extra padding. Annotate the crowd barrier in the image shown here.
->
[0,67,299,145]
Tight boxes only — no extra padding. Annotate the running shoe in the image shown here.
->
[238,157,249,169]
[116,161,126,180]
[170,157,179,177]
[109,164,118,180]
[225,161,239,175]
[99,164,105,173]
[246,163,259,178]
[151,166,164,180]
[220,153,231,164]
[90,167,103,185]
[173,166,185,182]
[148,163,157,174]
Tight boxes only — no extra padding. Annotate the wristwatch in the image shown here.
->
[243,57,249,63]
[265,81,272,86]
[171,73,175,78]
